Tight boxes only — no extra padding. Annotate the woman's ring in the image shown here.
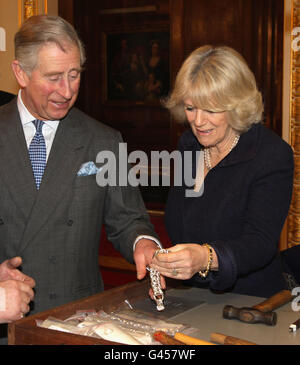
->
[172,269,179,276]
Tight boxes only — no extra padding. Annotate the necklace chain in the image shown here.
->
[204,135,240,171]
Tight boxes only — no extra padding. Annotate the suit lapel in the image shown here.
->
[18,109,92,253]
[0,101,37,219]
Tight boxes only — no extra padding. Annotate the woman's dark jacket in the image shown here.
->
[165,123,294,297]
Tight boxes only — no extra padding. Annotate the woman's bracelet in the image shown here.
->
[198,243,213,278]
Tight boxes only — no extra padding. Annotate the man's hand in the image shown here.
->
[0,279,35,323]
[0,257,35,287]
[133,238,160,280]
[0,257,35,323]
[133,238,167,300]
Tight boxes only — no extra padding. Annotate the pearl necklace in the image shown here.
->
[204,135,240,171]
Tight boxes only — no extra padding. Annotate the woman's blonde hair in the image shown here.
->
[164,45,263,133]
[14,15,86,74]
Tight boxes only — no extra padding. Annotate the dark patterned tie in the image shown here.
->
[29,120,46,189]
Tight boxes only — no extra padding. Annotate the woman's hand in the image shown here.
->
[150,243,218,280]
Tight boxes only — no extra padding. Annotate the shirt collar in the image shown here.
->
[17,89,60,129]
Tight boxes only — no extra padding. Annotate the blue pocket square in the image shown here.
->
[77,161,100,176]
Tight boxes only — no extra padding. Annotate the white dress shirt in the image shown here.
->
[17,90,59,161]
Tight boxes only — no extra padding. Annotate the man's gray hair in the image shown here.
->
[14,15,86,74]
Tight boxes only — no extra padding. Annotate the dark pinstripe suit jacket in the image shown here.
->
[0,99,156,314]
[0,91,15,106]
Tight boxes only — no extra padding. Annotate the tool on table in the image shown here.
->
[210,332,257,345]
[289,318,300,332]
[148,248,169,311]
[174,332,215,345]
[153,331,185,345]
[223,289,293,326]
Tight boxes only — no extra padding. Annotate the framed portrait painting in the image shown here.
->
[103,30,170,106]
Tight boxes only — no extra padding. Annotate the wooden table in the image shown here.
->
[8,280,300,345]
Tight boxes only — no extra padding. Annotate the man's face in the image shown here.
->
[18,42,81,121]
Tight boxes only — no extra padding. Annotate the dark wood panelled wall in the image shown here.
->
[59,0,284,205]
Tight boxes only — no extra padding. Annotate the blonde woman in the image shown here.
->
[151,46,294,297]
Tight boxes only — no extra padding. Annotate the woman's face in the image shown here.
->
[184,99,233,148]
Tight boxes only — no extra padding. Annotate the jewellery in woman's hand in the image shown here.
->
[148,248,168,311]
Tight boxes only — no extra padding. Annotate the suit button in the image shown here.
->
[49,256,56,263]
[49,293,57,300]
[67,219,74,226]
[0,218,4,225]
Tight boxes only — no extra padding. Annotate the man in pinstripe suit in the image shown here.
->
[0,14,161,340]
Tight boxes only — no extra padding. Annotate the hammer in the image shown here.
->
[223,289,293,326]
